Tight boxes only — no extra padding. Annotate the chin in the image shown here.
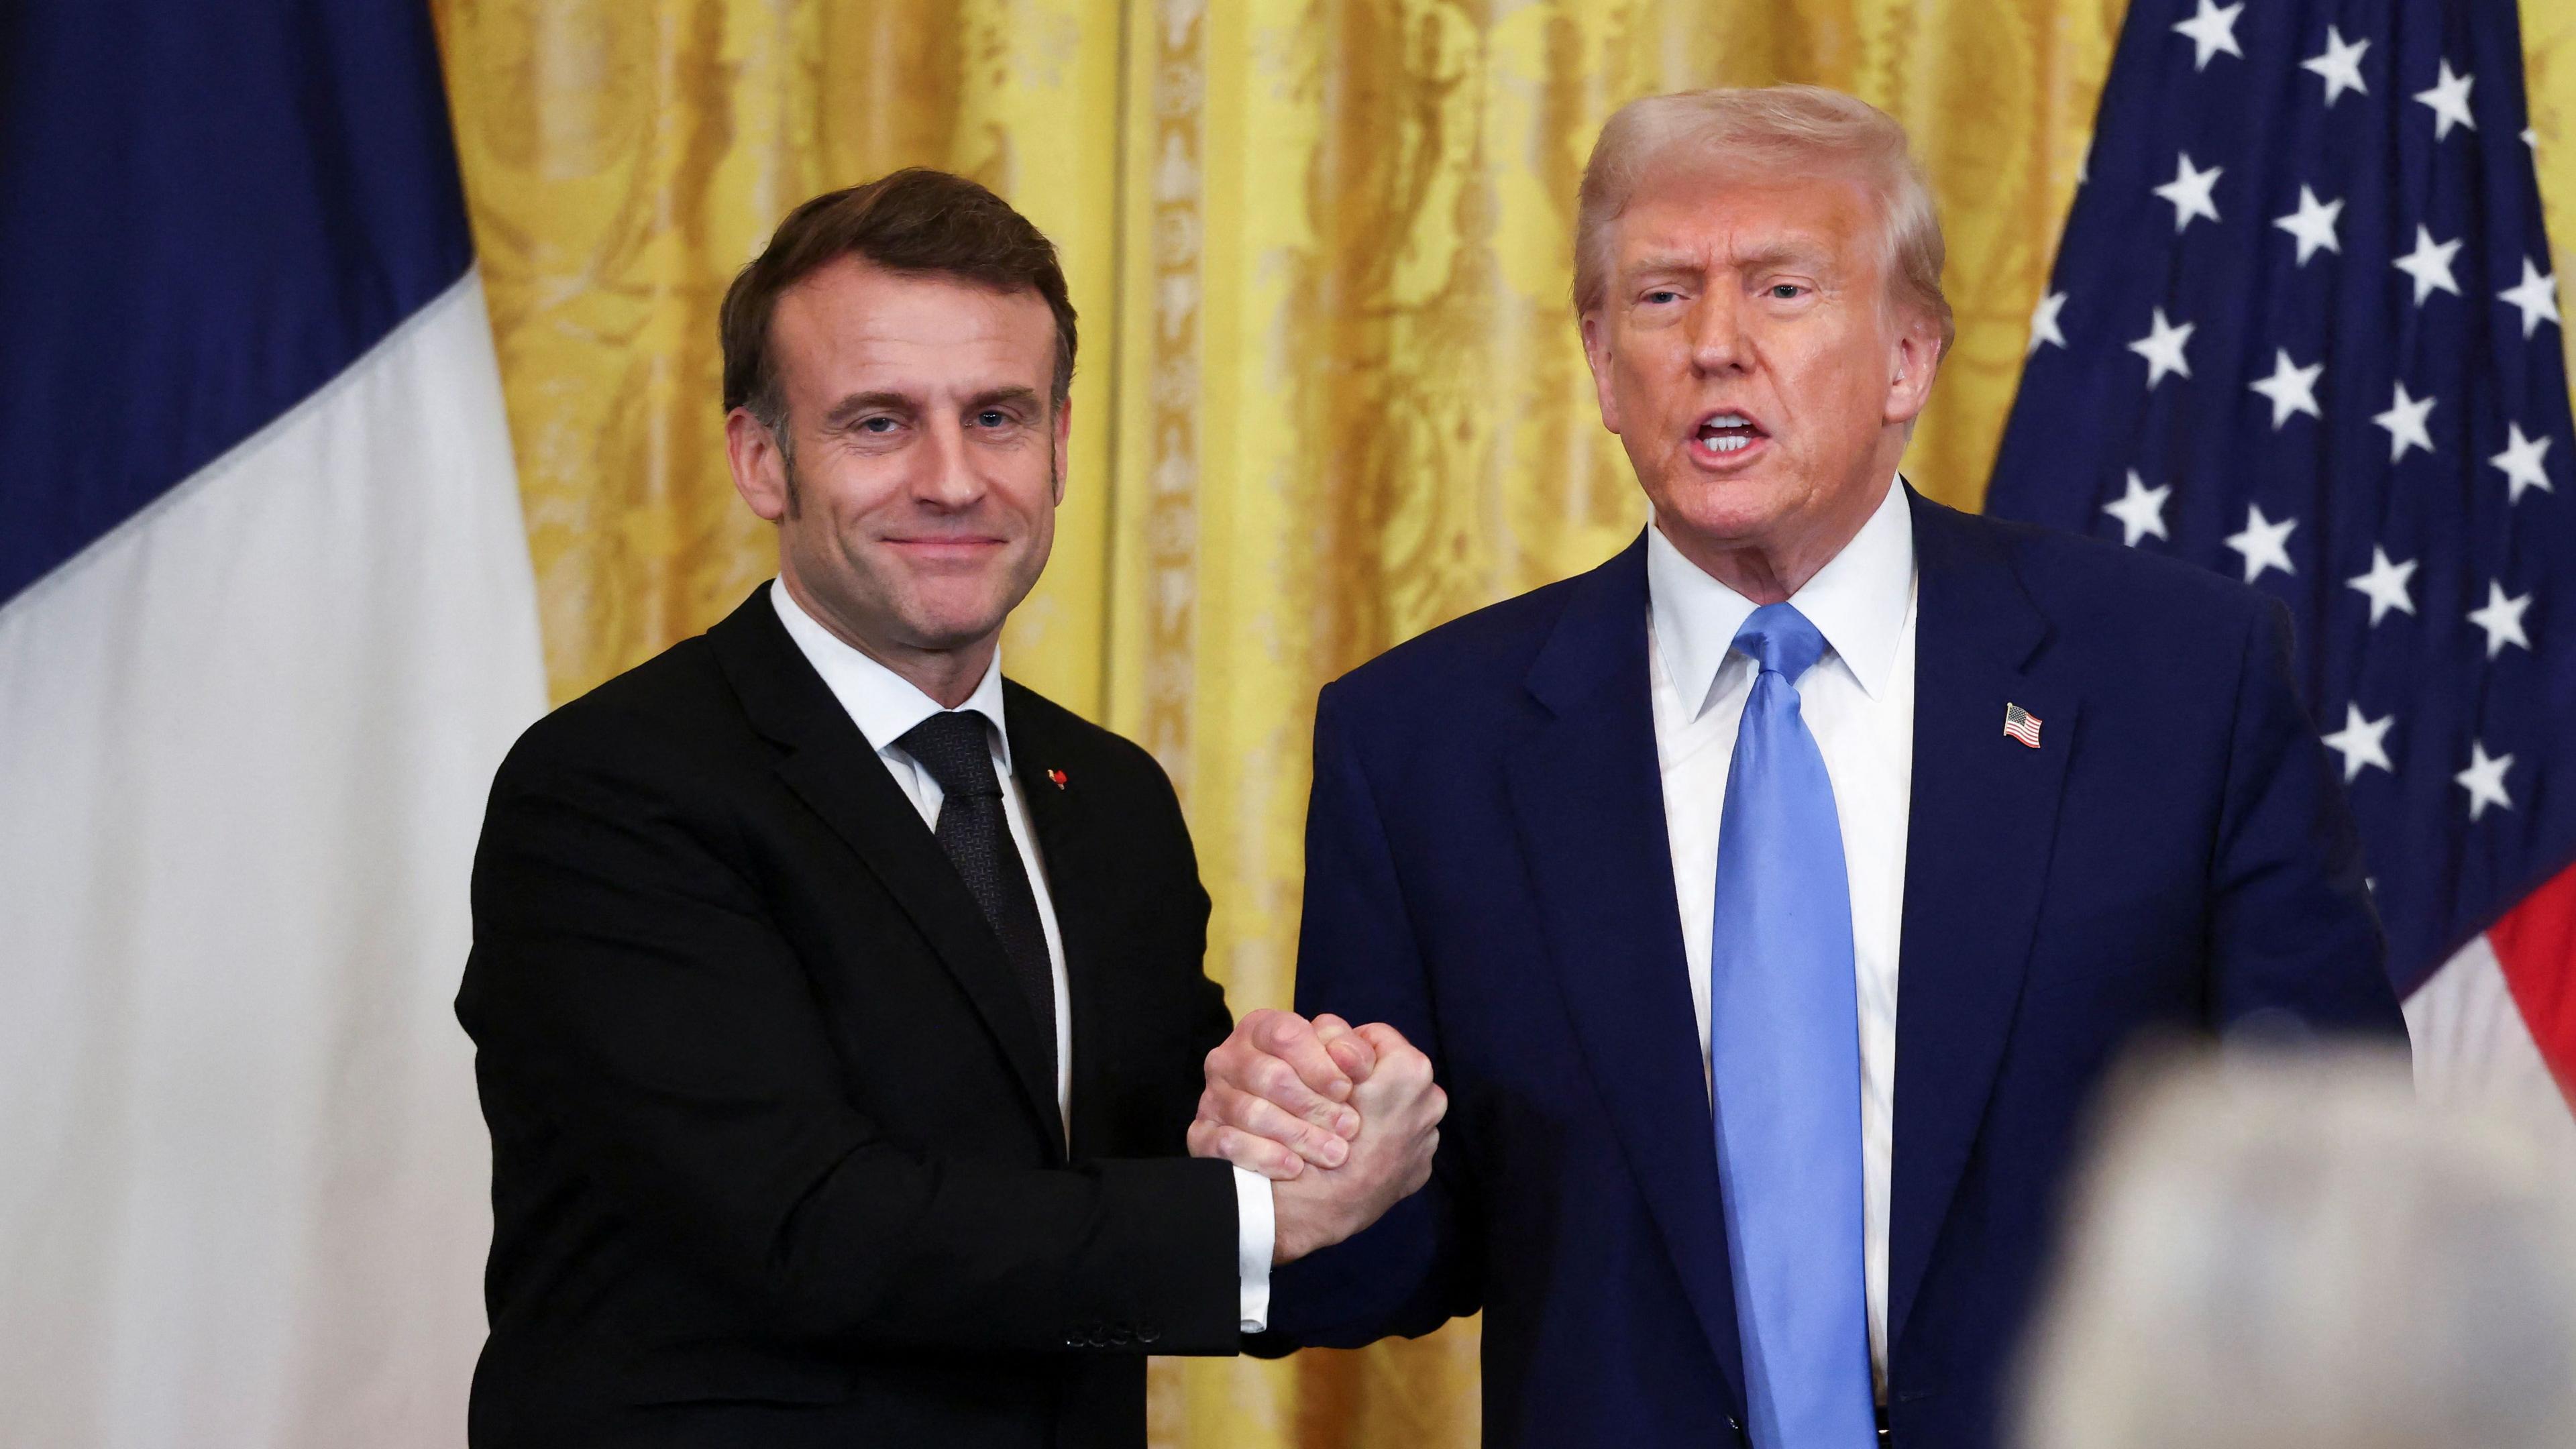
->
[1656,480,1799,545]
[896,573,1027,645]
[895,604,1011,653]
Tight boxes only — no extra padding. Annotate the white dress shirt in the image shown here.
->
[1645,476,1917,1395]
[769,582,1274,1332]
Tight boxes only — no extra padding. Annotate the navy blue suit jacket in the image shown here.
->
[1261,490,2408,1448]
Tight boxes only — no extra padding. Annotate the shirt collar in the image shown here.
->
[769,580,1012,769]
[1646,472,1915,719]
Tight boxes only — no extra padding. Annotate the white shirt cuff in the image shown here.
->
[1232,1166,1275,1333]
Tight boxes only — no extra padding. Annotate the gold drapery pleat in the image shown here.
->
[429,3,2576,1445]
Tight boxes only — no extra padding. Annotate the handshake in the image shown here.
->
[1189,1010,1449,1266]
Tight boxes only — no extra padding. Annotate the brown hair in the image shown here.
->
[720,168,1079,440]
[1574,86,1953,358]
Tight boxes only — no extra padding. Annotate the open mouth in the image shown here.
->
[1689,411,1769,465]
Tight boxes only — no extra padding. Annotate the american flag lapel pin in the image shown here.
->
[2002,702,2043,749]
[1047,768,1068,790]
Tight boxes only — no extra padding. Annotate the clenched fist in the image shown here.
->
[1190,1013,1445,1265]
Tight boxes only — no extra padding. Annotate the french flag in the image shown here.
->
[0,5,543,1444]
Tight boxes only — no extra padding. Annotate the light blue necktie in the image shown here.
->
[1708,603,1874,1449]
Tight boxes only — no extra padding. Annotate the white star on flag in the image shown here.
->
[2102,470,2171,545]
[2153,152,2224,233]
[2498,257,2561,338]
[2467,580,2534,658]
[2171,0,2245,70]
[2029,288,2068,355]
[2346,546,2418,625]
[2455,741,2515,820]
[1979,0,2576,1134]
[2392,225,2463,305]
[2414,60,2477,140]
[2372,380,2436,462]
[2224,502,2298,582]
[2321,702,2396,782]
[2302,25,2370,106]
[2248,349,2324,428]
[2272,186,2344,265]
[2489,423,2555,503]
[2129,307,2195,388]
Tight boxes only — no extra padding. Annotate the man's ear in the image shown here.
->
[1882,314,1941,427]
[1051,394,1073,506]
[1580,312,1623,435]
[725,408,791,523]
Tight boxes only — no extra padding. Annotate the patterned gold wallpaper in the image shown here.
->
[428,3,2576,1444]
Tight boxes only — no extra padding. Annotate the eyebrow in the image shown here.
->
[818,391,915,429]
[1733,239,1837,273]
[1623,239,1838,279]
[961,384,1044,414]
[1623,252,1704,279]
[816,384,1046,431]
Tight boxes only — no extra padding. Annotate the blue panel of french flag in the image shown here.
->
[0,5,543,1443]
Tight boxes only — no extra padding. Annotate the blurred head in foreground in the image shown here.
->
[2017,1046,2576,1449]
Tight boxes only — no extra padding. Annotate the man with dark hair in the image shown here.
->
[455,168,1443,1448]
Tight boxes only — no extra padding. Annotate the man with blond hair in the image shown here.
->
[1187,87,2405,1448]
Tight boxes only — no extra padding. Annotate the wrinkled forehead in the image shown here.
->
[1610,152,1882,276]
[770,258,1057,398]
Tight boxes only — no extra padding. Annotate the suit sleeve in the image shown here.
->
[1141,740,1239,1098]
[1122,741,1282,1333]
[457,712,1243,1356]
[2204,597,2412,1042]
[1254,682,1481,1352]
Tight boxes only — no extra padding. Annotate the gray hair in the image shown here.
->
[1572,85,1953,357]
[2016,1045,2576,1449]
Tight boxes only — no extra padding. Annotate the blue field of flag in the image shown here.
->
[1988,0,2576,996]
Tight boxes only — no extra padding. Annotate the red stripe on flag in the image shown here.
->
[2488,858,2576,1108]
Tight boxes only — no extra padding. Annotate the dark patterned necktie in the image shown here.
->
[896,712,1057,1092]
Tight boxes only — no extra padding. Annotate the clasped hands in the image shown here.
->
[1191,1009,1446,1265]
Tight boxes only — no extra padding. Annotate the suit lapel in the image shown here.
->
[1004,686,1104,1159]
[1504,538,1749,1415]
[1886,494,2078,1351]
[706,590,1064,1159]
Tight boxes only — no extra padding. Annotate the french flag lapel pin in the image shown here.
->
[2002,702,2043,749]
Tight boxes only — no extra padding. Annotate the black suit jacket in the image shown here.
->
[457,587,1244,1449]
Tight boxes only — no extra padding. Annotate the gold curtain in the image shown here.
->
[428,3,2576,1444]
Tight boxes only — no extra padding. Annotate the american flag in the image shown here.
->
[1986,0,2576,1112]
[2004,702,2046,749]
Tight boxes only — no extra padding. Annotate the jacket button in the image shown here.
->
[1108,1322,1134,1346]
[1138,1324,1162,1344]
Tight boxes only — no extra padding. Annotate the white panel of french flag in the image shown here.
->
[0,5,543,1444]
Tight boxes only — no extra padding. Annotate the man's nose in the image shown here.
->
[911,417,986,510]
[1689,291,1750,374]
